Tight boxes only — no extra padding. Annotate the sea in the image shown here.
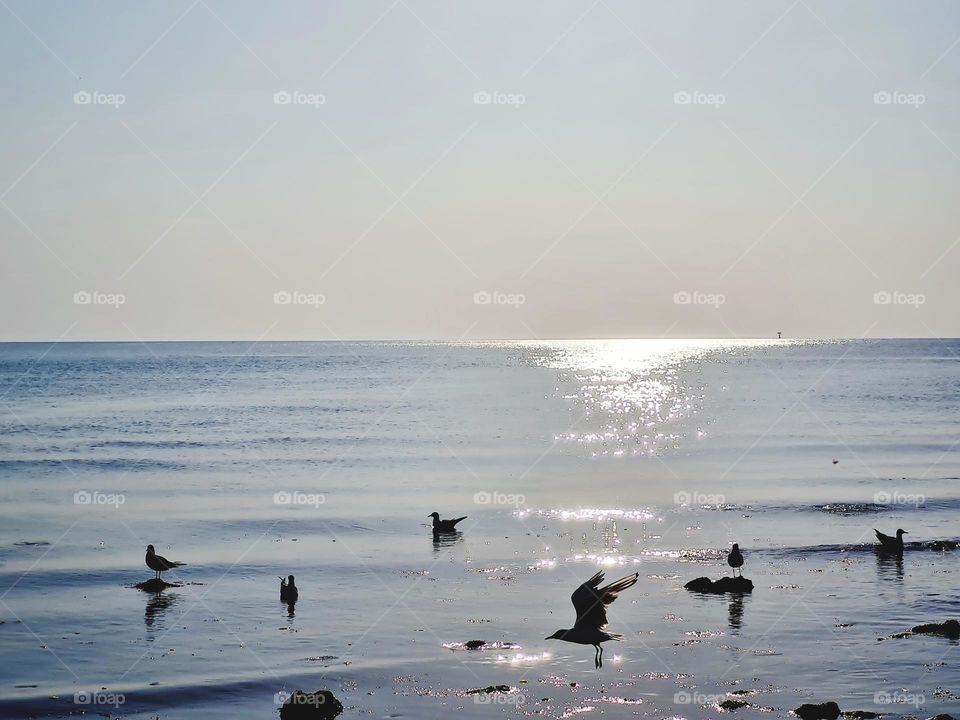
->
[0,339,957,719]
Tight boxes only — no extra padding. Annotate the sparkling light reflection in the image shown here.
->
[529,339,783,456]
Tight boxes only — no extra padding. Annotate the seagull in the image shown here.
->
[280,575,298,603]
[545,570,639,668]
[428,512,466,533]
[875,528,907,555]
[145,544,185,580]
[727,543,744,577]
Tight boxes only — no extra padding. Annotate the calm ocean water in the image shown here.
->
[0,339,958,719]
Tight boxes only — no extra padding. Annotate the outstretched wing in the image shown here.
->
[571,571,639,629]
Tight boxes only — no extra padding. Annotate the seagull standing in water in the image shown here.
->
[727,543,744,577]
[145,544,185,580]
[875,528,907,555]
[428,512,466,533]
[546,571,639,668]
[280,575,298,603]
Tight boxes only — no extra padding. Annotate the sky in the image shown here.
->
[1,0,959,341]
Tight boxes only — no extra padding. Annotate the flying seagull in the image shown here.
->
[279,575,298,603]
[546,570,639,668]
[874,528,907,555]
[145,544,185,580]
[428,512,466,533]
[727,543,744,577]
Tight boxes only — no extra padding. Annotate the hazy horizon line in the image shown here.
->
[1,335,954,345]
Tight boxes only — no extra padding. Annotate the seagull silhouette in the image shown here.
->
[874,528,907,555]
[279,575,298,603]
[546,570,639,668]
[428,512,466,533]
[727,543,744,577]
[145,544,185,580]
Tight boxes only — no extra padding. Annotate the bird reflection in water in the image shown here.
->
[728,594,746,632]
[876,552,904,582]
[144,590,178,640]
[432,530,463,552]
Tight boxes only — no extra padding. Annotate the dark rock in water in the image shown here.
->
[465,685,512,695]
[279,690,343,719]
[843,711,881,719]
[912,620,960,638]
[927,540,959,551]
[132,579,180,592]
[446,640,520,651]
[720,699,750,711]
[795,702,841,720]
[927,715,956,720]
[881,620,960,642]
[684,576,754,594]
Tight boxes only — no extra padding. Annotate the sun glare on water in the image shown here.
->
[525,339,783,456]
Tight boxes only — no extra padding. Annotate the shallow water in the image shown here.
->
[0,339,958,718]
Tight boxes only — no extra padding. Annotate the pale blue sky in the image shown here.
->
[1,1,959,340]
